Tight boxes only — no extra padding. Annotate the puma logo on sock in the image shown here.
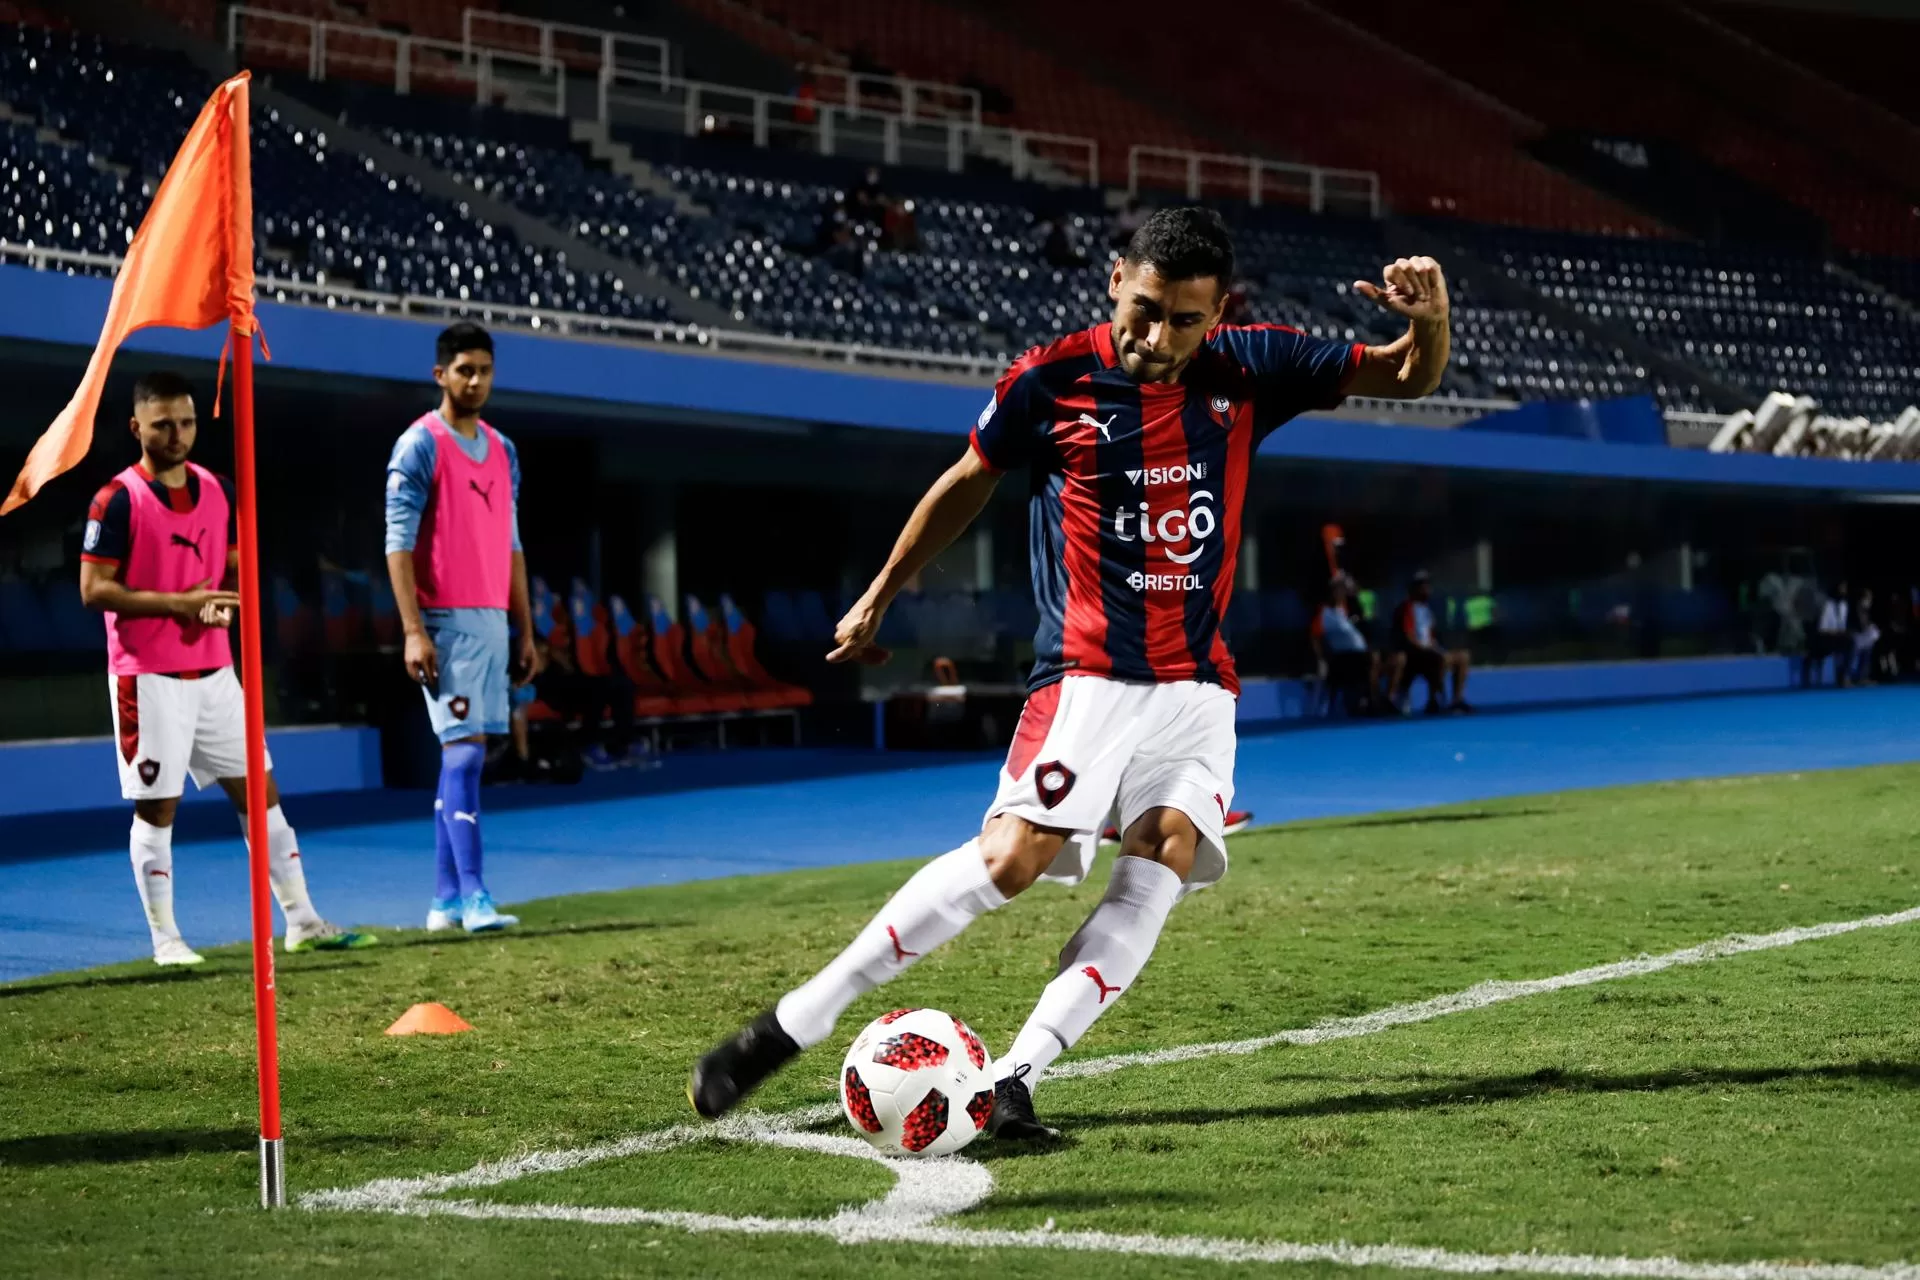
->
[886,925,918,963]
[1084,965,1121,1003]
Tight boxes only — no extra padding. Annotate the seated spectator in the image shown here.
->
[534,626,636,771]
[1390,571,1471,714]
[1038,214,1087,270]
[1805,580,1850,687]
[882,196,919,252]
[1851,587,1881,684]
[1311,574,1379,716]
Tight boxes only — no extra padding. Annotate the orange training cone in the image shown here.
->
[385,1002,474,1036]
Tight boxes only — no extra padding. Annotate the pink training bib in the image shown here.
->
[412,412,513,611]
[104,462,233,676]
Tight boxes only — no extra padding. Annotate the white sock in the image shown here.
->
[775,841,1007,1049]
[129,817,181,947]
[241,805,322,931]
[996,854,1182,1090]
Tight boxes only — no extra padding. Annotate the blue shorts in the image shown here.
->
[422,623,510,743]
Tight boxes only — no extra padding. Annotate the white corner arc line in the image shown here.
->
[303,903,1920,1279]
[1048,903,1920,1080]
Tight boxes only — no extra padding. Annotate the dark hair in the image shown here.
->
[132,370,195,408]
[1123,207,1235,290]
[435,321,494,367]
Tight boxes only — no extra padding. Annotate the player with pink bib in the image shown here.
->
[79,371,374,966]
[384,323,540,933]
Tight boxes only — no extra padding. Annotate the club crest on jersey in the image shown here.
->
[137,760,160,786]
[449,696,470,720]
[1211,395,1232,413]
[1033,760,1076,809]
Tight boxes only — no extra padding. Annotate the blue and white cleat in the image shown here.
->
[461,892,519,933]
[426,898,464,932]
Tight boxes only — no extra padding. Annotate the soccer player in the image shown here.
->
[690,208,1451,1138]
[81,371,374,966]
[384,322,539,933]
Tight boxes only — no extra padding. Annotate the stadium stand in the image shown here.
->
[1431,222,1920,420]
[1,14,1913,416]
[1708,2,1920,133]
[1333,0,1920,256]
[668,0,1210,180]
[974,0,1660,235]
[0,26,674,323]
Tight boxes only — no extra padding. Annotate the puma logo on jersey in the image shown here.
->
[169,530,205,561]
[469,478,495,510]
[1075,412,1116,441]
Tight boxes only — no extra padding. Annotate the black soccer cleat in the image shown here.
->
[688,1009,801,1119]
[987,1064,1061,1142]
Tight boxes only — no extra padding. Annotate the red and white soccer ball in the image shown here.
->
[840,1007,995,1157]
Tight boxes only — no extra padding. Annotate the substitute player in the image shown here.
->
[384,322,539,933]
[691,208,1451,1138]
[81,371,374,966]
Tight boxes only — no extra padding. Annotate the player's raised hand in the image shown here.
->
[827,594,893,666]
[1355,256,1449,324]
[404,628,440,687]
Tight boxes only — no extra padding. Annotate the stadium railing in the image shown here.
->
[799,63,983,130]
[458,8,670,91]
[1127,145,1382,219]
[227,6,565,116]
[594,65,1100,186]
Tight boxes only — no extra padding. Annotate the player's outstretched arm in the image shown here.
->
[79,560,240,623]
[828,447,1001,665]
[1346,256,1451,400]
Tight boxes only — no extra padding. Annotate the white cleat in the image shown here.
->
[426,900,464,932]
[152,935,205,967]
[461,892,518,933]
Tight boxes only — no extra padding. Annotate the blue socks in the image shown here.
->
[436,741,488,901]
[432,798,459,905]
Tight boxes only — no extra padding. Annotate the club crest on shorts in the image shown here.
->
[449,696,470,721]
[1033,760,1076,809]
[137,760,160,786]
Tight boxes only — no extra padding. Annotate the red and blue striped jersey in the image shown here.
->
[971,322,1363,694]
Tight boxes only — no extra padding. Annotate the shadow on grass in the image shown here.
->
[1303,807,1553,832]
[0,960,364,1000]
[1049,1060,1920,1130]
[381,919,675,948]
[0,1128,411,1167]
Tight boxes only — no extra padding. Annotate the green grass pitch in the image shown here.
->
[4,764,1918,1278]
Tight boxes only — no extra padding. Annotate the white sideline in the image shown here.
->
[304,903,1920,1279]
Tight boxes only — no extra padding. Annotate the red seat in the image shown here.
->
[648,612,750,712]
[726,615,813,709]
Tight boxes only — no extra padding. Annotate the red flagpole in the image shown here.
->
[230,326,284,1208]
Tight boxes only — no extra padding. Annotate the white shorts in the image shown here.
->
[985,675,1237,896]
[108,667,273,801]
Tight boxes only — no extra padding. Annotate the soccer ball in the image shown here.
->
[840,1008,995,1156]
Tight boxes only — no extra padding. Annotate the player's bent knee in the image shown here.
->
[134,797,178,828]
[978,813,1070,898]
[1119,808,1199,882]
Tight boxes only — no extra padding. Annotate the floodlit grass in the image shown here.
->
[3,765,1918,1278]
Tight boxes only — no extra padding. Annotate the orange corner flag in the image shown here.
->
[386,1003,475,1036]
[2,71,256,516]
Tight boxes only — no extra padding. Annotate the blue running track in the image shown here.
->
[4,688,1917,983]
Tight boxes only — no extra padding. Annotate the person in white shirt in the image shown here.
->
[1806,581,1850,687]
